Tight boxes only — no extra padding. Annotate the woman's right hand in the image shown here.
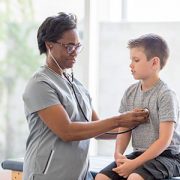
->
[116,109,149,128]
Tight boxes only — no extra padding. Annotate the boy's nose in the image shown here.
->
[129,63,133,68]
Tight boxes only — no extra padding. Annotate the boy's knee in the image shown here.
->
[95,173,111,180]
[127,173,144,180]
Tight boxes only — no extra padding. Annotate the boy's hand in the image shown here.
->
[114,152,126,166]
[112,159,138,178]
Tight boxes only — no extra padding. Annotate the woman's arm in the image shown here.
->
[38,105,148,142]
[93,110,119,139]
[132,121,174,167]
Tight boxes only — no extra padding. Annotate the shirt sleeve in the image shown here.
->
[158,90,179,123]
[118,91,128,113]
[23,77,60,114]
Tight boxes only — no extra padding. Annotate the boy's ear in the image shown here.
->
[152,57,160,69]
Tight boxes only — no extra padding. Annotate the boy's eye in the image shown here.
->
[134,59,139,62]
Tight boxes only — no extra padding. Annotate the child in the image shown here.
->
[95,34,180,180]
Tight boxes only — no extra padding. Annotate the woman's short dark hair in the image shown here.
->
[127,34,169,69]
[37,12,77,54]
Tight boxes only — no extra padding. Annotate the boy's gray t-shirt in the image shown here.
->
[119,79,180,154]
[23,66,93,180]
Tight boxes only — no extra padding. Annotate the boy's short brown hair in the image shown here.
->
[128,34,169,69]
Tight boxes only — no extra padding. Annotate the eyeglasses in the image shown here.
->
[55,41,83,54]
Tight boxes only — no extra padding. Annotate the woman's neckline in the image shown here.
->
[43,65,73,86]
[43,65,64,77]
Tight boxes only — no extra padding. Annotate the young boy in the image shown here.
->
[95,34,180,180]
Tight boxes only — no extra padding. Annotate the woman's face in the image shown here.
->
[49,29,81,70]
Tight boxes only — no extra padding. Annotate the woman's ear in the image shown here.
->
[45,42,53,50]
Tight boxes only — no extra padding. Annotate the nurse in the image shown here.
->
[22,12,148,180]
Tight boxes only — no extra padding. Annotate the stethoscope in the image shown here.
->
[49,49,148,135]
[63,72,142,135]
[64,72,151,135]
[49,48,90,122]
[63,72,90,123]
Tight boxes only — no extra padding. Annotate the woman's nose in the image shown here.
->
[69,49,78,57]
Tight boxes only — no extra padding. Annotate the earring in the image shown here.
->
[49,45,53,48]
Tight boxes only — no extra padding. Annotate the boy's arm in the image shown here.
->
[114,88,132,163]
[114,108,148,160]
[115,129,131,155]
[114,128,131,165]
[133,121,174,167]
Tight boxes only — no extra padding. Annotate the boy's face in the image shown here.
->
[129,47,154,80]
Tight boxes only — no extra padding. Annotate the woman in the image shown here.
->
[22,12,148,180]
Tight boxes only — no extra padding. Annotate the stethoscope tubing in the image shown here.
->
[105,126,137,135]
[63,72,89,122]
[49,51,137,135]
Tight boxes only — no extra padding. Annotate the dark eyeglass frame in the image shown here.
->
[55,41,83,54]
